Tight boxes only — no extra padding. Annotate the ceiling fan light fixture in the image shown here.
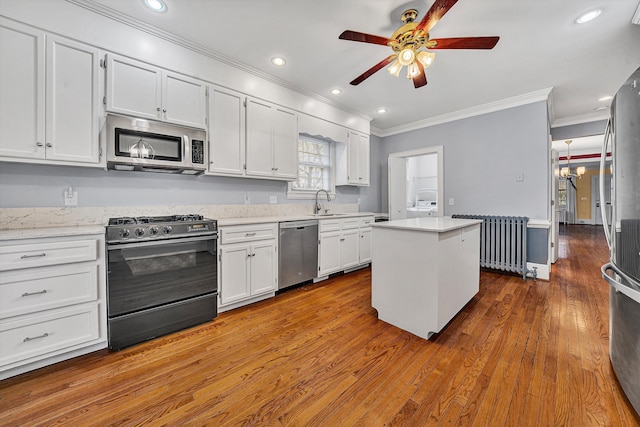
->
[387,58,402,77]
[417,51,436,68]
[407,62,420,79]
[398,48,416,66]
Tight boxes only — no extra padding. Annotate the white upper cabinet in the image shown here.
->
[208,85,245,176]
[336,130,370,186]
[105,54,206,129]
[0,19,100,165]
[0,20,45,160]
[245,97,298,180]
[45,35,101,164]
[273,106,298,179]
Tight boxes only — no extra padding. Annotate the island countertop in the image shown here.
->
[372,216,482,233]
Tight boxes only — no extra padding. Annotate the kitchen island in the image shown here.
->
[371,217,481,339]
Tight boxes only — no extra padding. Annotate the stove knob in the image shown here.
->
[119,229,130,238]
[149,226,159,235]
[163,225,173,235]
[135,227,145,237]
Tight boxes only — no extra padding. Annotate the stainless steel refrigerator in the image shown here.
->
[600,66,640,416]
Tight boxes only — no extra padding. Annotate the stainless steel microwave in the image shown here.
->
[106,114,207,175]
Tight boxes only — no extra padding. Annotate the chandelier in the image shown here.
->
[560,140,585,178]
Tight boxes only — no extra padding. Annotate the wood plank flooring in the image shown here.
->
[1,225,639,426]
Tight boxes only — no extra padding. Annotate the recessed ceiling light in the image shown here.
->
[143,0,167,13]
[271,57,286,66]
[598,95,613,102]
[329,88,342,95]
[575,9,602,24]
[376,108,388,114]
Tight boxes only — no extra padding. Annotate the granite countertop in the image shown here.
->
[0,225,106,241]
[372,217,482,233]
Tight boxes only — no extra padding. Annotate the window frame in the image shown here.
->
[287,134,336,200]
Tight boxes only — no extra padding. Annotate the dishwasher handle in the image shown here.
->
[279,220,319,229]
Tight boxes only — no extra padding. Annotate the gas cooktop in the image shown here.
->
[106,214,217,243]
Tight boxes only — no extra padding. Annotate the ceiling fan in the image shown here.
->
[338,0,500,88]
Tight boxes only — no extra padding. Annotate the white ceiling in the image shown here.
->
[90,0,640,133]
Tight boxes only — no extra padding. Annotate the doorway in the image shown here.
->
[388,146,443,221]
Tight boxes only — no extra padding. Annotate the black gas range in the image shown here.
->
[105,214,218,350]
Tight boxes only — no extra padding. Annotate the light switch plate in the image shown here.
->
[449,198,455,206]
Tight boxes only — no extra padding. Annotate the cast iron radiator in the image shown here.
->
[452,215,529,279]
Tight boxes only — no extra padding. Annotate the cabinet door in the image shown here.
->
[359,227,372,263]
[357,133,370,186]
[250,241,276,295]
[208,86,245,175]
[273,107,298,179]
[341,229,360,269]
[347,131,360,185]
[106,54,161,120]
[0,19,45,159]
[45,36,100,164]
[245,98,274,177]
[319,231,342,276]
[219,244,251,305]
[162,71,207,129]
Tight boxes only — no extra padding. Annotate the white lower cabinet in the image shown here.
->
[318,216,373,277]
[218,223,278,311]
[0,232,107,380]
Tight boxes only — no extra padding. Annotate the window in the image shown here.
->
[288,135,334,198]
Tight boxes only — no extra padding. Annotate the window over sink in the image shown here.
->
[288,135,335,199]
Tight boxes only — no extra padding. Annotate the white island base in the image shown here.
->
[371,217,481,339]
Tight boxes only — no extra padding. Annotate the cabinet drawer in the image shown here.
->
[341,218,360,230]
[359,216,374,227]
[220,223,277,244]
[0,239,97,271]
[0,303,100,367]
[0,264,98,319]
[319,219,341,233]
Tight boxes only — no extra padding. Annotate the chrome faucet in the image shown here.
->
[315,189,331,214]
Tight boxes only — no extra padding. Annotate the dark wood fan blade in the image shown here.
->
[350,55,396,85]
[415,0,459,34]
[412,61,427,88]
[429,36,500,49]
[339,30,391,46]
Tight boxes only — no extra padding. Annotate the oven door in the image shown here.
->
[106,235,217,318]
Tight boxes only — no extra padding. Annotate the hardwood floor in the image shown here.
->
[1,225,639,426]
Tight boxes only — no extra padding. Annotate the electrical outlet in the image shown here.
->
[64,187,78,206]
[244,194,250,205]
[449,198,455,206]
[270,195,277,204]
[516,172,524,182]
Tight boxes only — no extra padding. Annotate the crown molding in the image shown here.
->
[371,88,553,138]
[65,0,370,122]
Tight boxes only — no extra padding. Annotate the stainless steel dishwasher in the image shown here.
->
[278,220,318,290]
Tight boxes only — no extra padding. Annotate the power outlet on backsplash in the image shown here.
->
[270,196,277,204]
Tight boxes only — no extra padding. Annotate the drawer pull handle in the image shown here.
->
[23,333,49,342]
[245,233,256,237]
[21,253,46,259]
[22,290,48,297]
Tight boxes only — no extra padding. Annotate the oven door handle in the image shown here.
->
[107,234,217,250]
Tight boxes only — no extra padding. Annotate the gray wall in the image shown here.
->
[379,101,550,220]
[551,120,607,140]
[0,162,367,208]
